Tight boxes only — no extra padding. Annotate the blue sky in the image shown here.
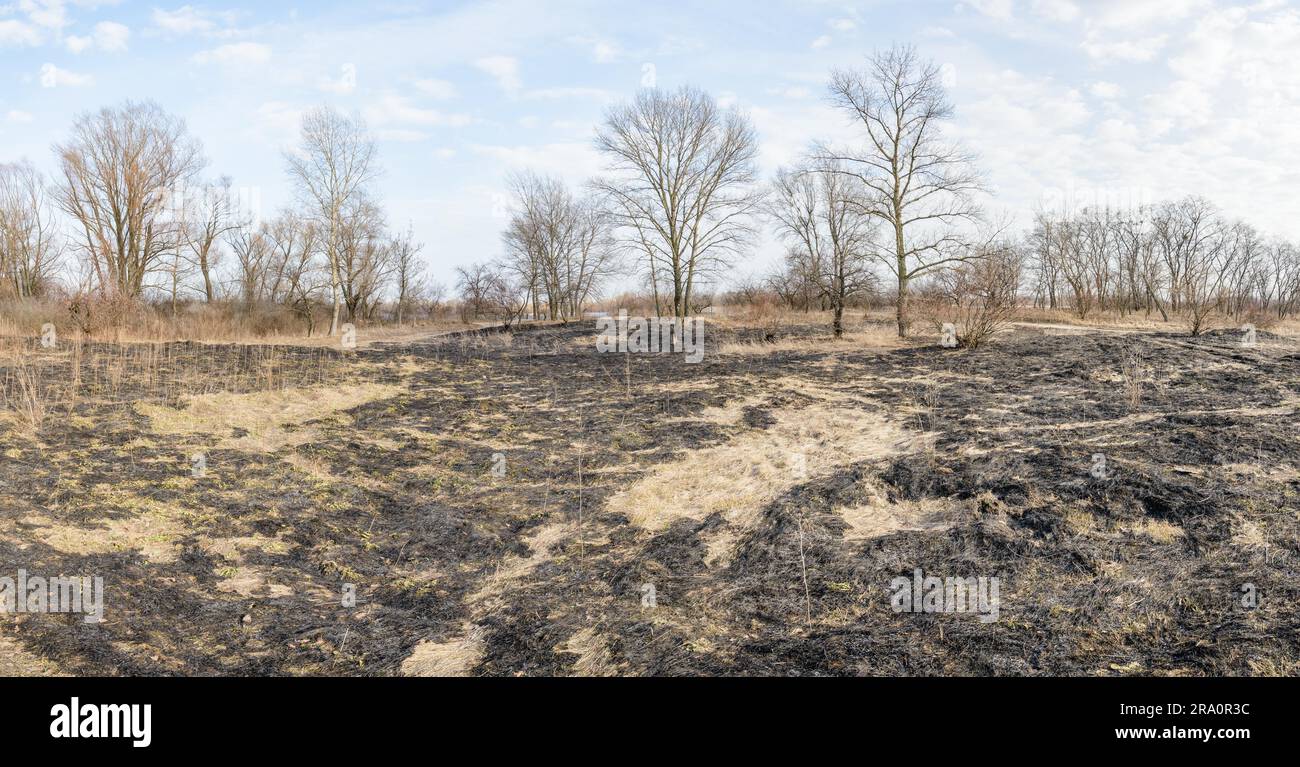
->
[2,0,1298,290]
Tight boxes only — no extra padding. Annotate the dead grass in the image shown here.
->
[608,387,929,566]
[400,624,486,677]
[1124,518,1185,544]
[719,325,904,355]
[23,494,187,564]
[470,521,578,606]
[556,627,619,676]
[839,495,965,541]
[136,382,404,451]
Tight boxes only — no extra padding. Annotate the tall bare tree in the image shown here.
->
[502,171,616,321]
[0,161,62,298]
[285,106,378,335]
[54,100,205,299]
[820,45,984,337]
[183,176,241,302]
[392,225,425,324]
[769,160,878,336]
[594,86,761,318]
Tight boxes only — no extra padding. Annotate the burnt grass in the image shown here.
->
[1,321,1298,676]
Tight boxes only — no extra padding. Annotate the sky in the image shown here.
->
[2,0,1298,291]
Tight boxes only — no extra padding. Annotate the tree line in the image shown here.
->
[458,44,994,338]
[1,100,440,336]
[5,45,1298,341]
[1028,198,1298,334]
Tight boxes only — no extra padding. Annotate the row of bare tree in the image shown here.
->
[456,85,762,326]
[0,161,62,299]
[459,45,985,338]
[12,46,1292,340]
[0,101,439,335]
[1028,198,1298,333]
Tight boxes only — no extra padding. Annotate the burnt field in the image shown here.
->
[1,320,1298,676]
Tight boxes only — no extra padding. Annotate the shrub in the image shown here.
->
[931,245,1023,349]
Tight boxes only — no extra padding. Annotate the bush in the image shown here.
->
[931,246,1022,349]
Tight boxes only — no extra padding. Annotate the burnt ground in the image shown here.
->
[1,320,1297,676]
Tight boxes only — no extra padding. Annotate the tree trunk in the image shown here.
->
[894,222,909,338]
[328,212,341,336]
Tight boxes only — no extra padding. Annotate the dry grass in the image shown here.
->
[0,296,480,347]
[555,627,619,677]
[3,356,47,434]
[400,624,487,677]
[718,325,905,355]
[839,495,965,541]
[469,521,578,607]
[136,382,404,452]
[23,493,187,564]
[608,388,928,566]
[0,635,68,677]
[1124,518,1186,544]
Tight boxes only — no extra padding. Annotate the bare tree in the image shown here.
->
[769,160,878,336]
[265,210,318,307]
[934,241,1022,348]
[502,171,616,321]
[334,194,394,322]
[455,261,524,324]
[820,44,984,337]
[765,251,821,311]
[228,223,273,308]
[54,100,205,299]
[0,161,62,298]
[594,86,761,318]
[392,224,425,325]
[183,176,241,302]
[421,280,448,321]
[285,106,378,336]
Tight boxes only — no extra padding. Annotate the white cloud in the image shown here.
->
[66,20,130,53]
[249,100,302,147]
[5,109,34,123]
[1081,34,1167,62]
[20,0,69,31]
[1096,117,1139,143]
[39,62,93,87]
[523,86,611,101]
[767,86,812,99]
[592,40,618,62]
[192,42,271,66]
[475,55,521,93]
[376,129,430,143]
[469,141,602,185]
[363,93,472,134]
[830,18,857,31]
[960,0,1015,21]
[414,78,458,99]
[151,5,215,36]
[1088,81,1123,99]
[0,20,42,46]
[1083,0,1209,30]
[810,34,831,49]
[1030,0,1080,22]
